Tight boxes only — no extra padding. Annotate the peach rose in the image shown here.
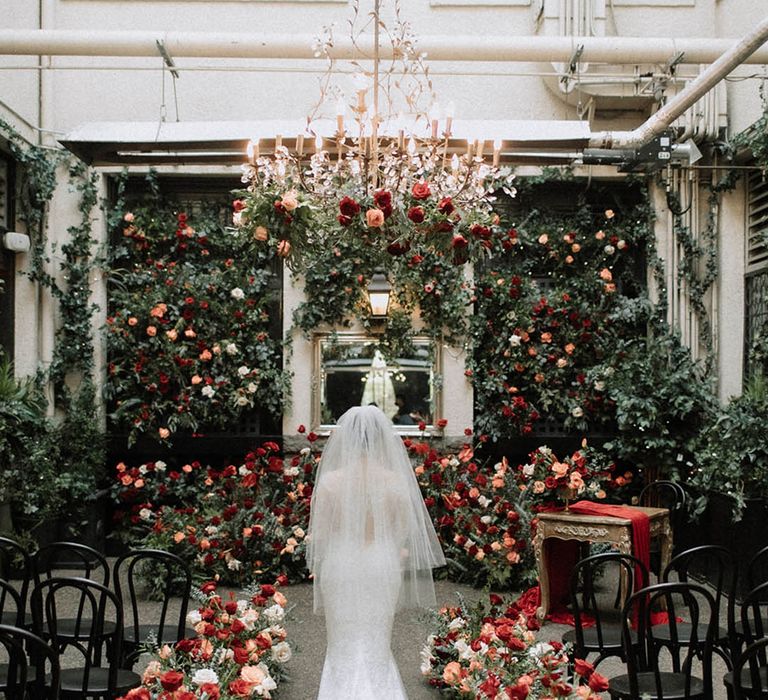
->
[366,208,385,228]
[281,191,299,212]
[552,461,569,478]
[158,427,170,439]
[142,660,162,684]
[127,317,138,327]
[254,226,269,242]
[533,481,546,494]
[569,472,584,490]
[191,375,203,385]
[605,209,615,219]
[166,329,178,341]
[146,326,157,337]
[273,591,287,607]
[595,230,606,240]
[538,233,549,245]
[199,349,212,361]
[184,328,196,338]
[442,661,463,685]
[599,268,613,281]
[565,255,574,264]
[564,343,575,355]
[604,283,616,294]
[173,531,185,543]
[241,665,267,685]
[571,243,581,253]
[541,332,552,343]
[277,240,292,258]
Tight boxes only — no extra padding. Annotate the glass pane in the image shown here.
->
[317,337,436,428]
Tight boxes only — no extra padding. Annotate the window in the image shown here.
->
[745,171,768,381]
[314,334,439,431]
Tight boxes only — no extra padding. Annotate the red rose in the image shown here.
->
[339,196,361,217]
[122,689,151,700]
[229,679,253,697]
[470,223,491,240]
[297,424,306,433]
[589,671,610,691]
[337,214,352,227]
[418,421,426,432]
[574,658,594,679]
[451,234,468,249]
[386,241,411,256]
[437,197,454,214]
[436,418,448,429]
[232,199,246,212]
[201,581,218,594]
[373,190,392,210]
[199,684,220,700]
[233,646,250,664]
[407,206,425,223]
[260,584,276,596]
[411,181,431,200]
[159,670,185,692]
[230,618,245,634]
[307,432,319,442]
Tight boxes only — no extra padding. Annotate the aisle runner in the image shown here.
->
[512,501,650,627]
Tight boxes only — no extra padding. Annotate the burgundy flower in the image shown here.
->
[407,206,425,223]
[339,196,361,217]
[437,197,454,214]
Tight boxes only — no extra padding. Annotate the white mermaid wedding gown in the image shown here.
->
[317,540,407,699]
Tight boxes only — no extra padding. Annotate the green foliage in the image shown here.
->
[692,374,768,520]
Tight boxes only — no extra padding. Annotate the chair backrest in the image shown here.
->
[0,536,32,610]
[570,551,649,652]
[746,544,768,592]
[639,480,686,513]
[0,623,60,699]
[30,576,125,695]
[32,542,109,588]
[740,580,768,644]
[622,581,717,699]
[662,544,737,627]
[114,548,192,645]
[0,577,25,628]
[733,637,768,700]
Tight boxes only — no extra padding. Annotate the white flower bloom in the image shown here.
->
[201,385,215,399]
[478,496,491,508]
[448,616,466,631]
[509,334,522,347]
[272,641,292,663]
[300,447,311,455]
[594,380,605,391]
[154,460,166,471]
[522,464,535,477]
[240,608,260,629]
[604,244,615,255]
[453,639,474,660]
[138,465,147,475]
[263,604,285,625]
[604,366,615,377]
[480,515,492,525]
[449,456,460,468]
[283,466,300,477]
[247,382,258,393]
[206,525,218,536]
[239,465,250,476]
[187,610,202,626]
[238,366,250,377]
[225,342,238,355]
[529,642,554,659]
[420,646,435,675]
[571,406,584,418]
[230,287,245,300]
[293,527,305,538]
[617,239,627,250]
[235,395,250,407]
[192,669,219,686]
[227,558,242,571]
[138,508,152,521]
[237,600,248,613]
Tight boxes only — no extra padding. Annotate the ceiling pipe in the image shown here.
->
[1,29,768,65]
[589,14,768,150]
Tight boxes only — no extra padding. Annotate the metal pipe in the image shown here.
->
[1,29,768,65]
[590,14,768,149]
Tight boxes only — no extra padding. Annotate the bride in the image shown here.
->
[307,405,446,699]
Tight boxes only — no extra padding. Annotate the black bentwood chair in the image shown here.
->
[562,552,649,670]
[608,581,718,700]
[0,537,32,628]
[0,623,60,699]
[662,544,737,668]
[31,577,141,699]
[725,582,768,698]
[728,637,768,700]
[114,548,193,669]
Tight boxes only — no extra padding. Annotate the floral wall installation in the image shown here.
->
[105,198,288,444]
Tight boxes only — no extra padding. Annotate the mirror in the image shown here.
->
[314,335,439,430]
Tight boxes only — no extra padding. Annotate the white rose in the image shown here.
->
[247,382,257,393]
[263,604,285,625]
[139,508,152,521]
[529,642,554,658]
[478,496,491,508]
[187,610,202,626]
[155,460,166,471]
[293,527,305,538]
[594,380,605,391]
[238,366,250,377]
[239,465,249,476]
[201,385,215,399]
[227,557,242,571]
[522,464,535,477]
[260,675,277,692]
[509,334,522,347]
[283,466,300,477]
[192,669,219,686]
[480,515,492,525]
[235,395,250,407]
[225,343,238,355]
[138,465,147,475]
[206,525,218,535]
[300,447,311,455]
[448,616,466,631]
[604,245,615,255]
[230,287,245,300]
[240,608,260,629]
[571,406,584,418]
[272,641,292,663]
[617,239,626,249]
[232,211,243,227]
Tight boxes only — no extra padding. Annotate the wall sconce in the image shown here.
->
[367,271,391,319]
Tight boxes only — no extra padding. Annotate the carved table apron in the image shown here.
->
[532,506,672,621]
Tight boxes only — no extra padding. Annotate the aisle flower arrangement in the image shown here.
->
[421,594,608,698]
[408,438,533,590]
[515,441,633,510]
[106,203,288,444]
[119,580,291,700]
[112,442,316,593]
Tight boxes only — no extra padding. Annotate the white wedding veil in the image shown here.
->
[307,405,446,612]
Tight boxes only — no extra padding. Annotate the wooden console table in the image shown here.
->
[532,506,672,621]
